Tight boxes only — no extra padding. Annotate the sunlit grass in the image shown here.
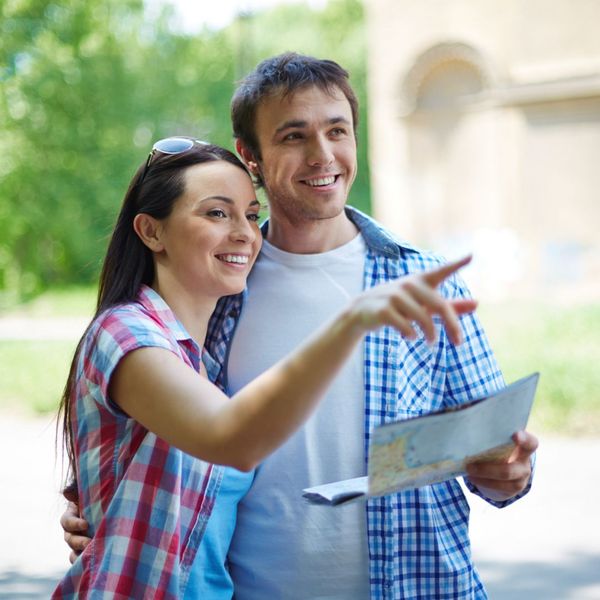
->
[478,303,600,436]
[0,286,93,416]
[0,340,78,415]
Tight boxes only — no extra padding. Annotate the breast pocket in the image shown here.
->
[394,338,436,419]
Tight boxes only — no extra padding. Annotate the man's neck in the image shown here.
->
[266,210,358,254]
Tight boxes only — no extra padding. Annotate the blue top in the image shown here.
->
[184,466,254,599]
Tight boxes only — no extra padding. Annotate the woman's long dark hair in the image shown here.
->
[58,140,248,494]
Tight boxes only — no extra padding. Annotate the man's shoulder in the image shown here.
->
[345,206,445,268]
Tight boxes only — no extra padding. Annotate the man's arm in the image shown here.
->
[441,273,538,506]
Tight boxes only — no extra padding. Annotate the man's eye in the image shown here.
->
[283,132,302,141]
[330,127,346,137]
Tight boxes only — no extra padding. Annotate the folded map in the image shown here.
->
[303,372,539,506]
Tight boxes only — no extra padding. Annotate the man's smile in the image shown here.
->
[301,174,339,188]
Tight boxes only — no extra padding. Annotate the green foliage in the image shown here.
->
[0,0,238,295]
[0,0,369,298]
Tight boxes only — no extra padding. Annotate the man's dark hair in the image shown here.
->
[231,52,359,181]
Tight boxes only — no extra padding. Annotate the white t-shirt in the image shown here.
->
[226,234,370,599]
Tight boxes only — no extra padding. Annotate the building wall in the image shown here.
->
[365,0,600,300]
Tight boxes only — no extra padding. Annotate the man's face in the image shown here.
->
[251,85,357,226]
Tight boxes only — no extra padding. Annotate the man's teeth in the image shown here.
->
[305,176,336,187]
[219,255,248,264]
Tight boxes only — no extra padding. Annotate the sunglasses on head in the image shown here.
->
[139,137,208,185]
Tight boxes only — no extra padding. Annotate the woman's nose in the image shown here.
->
[230,218,257,243]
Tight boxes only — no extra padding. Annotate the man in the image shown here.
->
[63,53,537,598]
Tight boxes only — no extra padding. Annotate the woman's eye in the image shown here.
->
[207,209,227,218]
[247,213,260,222]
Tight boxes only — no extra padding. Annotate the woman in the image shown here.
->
[54,137,474,598]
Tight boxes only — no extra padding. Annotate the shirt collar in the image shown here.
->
[136,285,221,381]
[136,285,192,342]
[259,205,419,259]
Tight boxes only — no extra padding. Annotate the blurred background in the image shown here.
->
[0,0,598,597]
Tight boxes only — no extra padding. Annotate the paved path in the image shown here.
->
[0,316,88,341]
[1,416,598,599]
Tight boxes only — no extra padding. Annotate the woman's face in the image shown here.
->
[155,160,262,299]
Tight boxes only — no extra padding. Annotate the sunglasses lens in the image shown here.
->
[153,137,195,154]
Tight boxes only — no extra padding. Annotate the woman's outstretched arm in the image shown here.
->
[112,256,475,471]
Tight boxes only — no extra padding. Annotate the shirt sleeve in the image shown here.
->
[441,272,505,405]
[79,305,178,417]
[441,273,535,507]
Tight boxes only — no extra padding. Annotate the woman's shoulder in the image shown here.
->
[85,300,175,356]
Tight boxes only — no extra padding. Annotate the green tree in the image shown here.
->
[0,0,238,297]
[0,0,368,298]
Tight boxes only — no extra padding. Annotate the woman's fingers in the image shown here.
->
[422,254,472,288]
[392,257,475,344]
[450,298,478,315]
[403,281,462,344]
[358,255,475,344]
[390,288,436,342]
[381,308,419,340]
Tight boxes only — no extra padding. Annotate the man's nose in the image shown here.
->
[307,136,334,167]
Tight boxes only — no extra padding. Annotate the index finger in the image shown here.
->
[422,255,472,287]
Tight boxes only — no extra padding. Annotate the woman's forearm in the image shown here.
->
[115,257,474,470]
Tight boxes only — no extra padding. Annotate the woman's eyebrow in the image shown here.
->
[199,195,234,204]
[199,196,261,208]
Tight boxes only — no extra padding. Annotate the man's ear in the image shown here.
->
[133,213,164,252]
[236,139,259,174]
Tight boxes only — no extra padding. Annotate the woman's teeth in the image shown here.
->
[218,255,249,264]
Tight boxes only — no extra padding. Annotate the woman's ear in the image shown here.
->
[235,139,259,174]
[133,213,164,252]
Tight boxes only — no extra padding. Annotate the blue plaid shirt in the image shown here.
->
[206,207,532,599]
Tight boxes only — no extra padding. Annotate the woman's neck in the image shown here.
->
[151,276,216,348]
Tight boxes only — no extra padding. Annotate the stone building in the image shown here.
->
[365,0,600,301]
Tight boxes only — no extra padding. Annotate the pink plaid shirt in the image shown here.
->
[53,285,223,599]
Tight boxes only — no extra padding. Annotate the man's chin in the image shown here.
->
[297,195,348,221]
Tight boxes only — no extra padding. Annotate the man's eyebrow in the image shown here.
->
[328,116,351,126]
[274,116,351,135]
[275,120,307,134]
